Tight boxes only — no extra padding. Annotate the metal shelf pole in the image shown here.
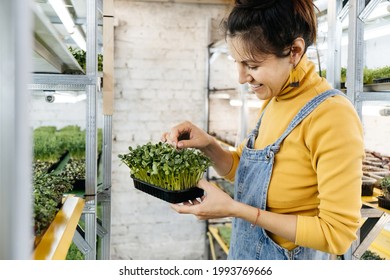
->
[326,0,343,89]
[85,0,98,260]
[346,0,366,119]
[99,0,115,259]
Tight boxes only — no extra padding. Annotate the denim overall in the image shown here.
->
[228,89,344,260]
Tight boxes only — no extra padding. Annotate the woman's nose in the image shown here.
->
[237,65,253,84]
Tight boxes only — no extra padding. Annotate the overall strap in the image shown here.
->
[273,89,344,147]
[246,100,273,147]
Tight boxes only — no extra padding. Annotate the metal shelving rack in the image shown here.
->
[100,0,114,260]
[326,0,390,260]
[205,38,245,259]
[346,0,390,260]
[345,0,390,117]
[0,0,113,260]
[30,0,113,260]
[325,0,390,114]
[206,40,251,149]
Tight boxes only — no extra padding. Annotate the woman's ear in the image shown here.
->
[290,37,305,66]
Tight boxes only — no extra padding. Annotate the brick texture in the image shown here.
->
[111,0,235,260]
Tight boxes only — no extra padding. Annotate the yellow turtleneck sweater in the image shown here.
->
[224,55,364,254]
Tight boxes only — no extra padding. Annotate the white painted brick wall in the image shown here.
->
[112,0,233,260]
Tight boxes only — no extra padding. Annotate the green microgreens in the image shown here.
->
[381,176,390,200]
[118,142,212,191]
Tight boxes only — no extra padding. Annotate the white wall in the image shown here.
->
[363,35,390,69]
[30,93,103,130]
[363,113,390,156]
[340,34,390,68]
[111,0,232,260]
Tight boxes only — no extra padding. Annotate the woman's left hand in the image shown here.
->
[170,179,236,220]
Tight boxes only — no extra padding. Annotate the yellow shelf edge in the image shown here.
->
[369,229,390,260]
[33,195,85,260]
[208,225,230,255]
[362,187,390,214]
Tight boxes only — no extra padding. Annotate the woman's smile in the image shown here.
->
[249,83,264,91]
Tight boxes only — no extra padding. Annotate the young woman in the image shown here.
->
[162,0,364,260]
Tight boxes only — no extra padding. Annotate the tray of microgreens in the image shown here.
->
[118,141,212,203]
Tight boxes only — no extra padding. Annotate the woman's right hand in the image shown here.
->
[161,121,212,150]
[163,121,234,180]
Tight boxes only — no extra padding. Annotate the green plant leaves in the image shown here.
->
[319,65,390,84]
[69,46,103,72]
[381,176,390,200]
[118,142,212,191]
[32,167,74,237]
[33,125,103,161]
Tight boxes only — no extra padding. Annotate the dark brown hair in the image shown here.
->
[222,0,318,59]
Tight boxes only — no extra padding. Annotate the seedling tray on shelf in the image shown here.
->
[361,176,376,196]
[131,176,204,203]
[373,77,390,84]
[378,196,390,210]
[362,184,374,196]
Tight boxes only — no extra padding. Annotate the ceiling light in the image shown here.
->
[48,91,86,103]
[48,0,86,51]
[48,0,74,33]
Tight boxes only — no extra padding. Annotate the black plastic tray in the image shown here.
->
[131,176,204,203]
[378,196,390,210]
[361,184,374,196]
[373,77,390,84]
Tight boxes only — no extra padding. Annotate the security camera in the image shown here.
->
[44,91,55,103]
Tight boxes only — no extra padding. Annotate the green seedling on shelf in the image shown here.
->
[319,65,390,84]
[381,176,390,200]
[118,142,212,191]
[69,46,103,72]
[33,125,103,161]
[32,168,74,237]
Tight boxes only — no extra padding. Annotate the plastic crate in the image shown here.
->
[131,176,204,203]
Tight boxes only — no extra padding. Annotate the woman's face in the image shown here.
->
[227,38,293,100]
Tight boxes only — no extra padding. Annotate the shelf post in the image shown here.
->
[326,0,343,89]
[344,0,366,258]
[85,0,98,260]
[100,0,115,260]
[346,0,365,119]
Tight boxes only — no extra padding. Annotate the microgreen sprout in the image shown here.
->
[118,142,212,191]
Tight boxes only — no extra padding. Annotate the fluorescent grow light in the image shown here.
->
[48,0,86,51]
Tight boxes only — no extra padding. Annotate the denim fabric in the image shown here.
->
[228,89,344,260]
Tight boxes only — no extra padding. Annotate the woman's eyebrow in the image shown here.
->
[240,59,255,64]
[241,58,264,64]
